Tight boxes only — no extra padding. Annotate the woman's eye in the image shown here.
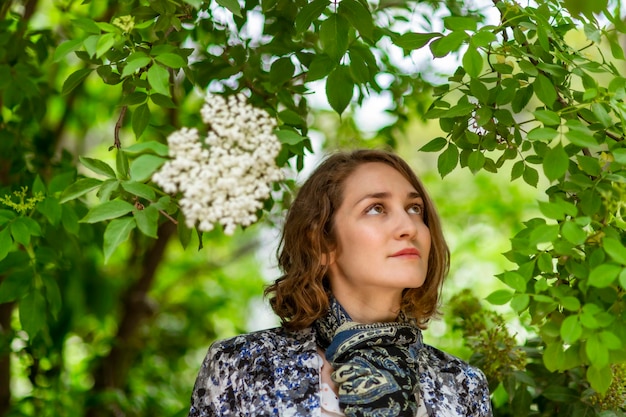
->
[408,204,423,215]
[366,204,385,215]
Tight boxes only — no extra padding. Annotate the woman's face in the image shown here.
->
[326,162,432,309]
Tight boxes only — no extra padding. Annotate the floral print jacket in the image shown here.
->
[188,326,492,416]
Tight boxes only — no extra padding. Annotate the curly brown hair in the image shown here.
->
[264,149,449,330]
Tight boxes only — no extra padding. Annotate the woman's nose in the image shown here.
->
[395,210,418,239]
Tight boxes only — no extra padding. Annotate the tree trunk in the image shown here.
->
[0,301,14,416]
[85,222,176,417]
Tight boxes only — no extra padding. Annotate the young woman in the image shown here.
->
[188,149,492,416]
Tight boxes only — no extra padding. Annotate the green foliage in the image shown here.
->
[413,1,626,415]
[1,0,625,416]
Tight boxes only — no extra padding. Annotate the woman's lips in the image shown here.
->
[390,248,420,258]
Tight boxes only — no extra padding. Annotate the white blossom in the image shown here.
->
[152,93,284,235]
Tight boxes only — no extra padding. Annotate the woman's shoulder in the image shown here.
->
[208,326,316,358]
[418,343,487,384]
[417,344,493,416]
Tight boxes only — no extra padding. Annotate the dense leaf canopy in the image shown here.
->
[0,0,625,415]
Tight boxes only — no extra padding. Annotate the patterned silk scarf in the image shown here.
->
[314,297,423,417]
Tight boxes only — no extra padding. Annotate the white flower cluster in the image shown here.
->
[152,93,283,235]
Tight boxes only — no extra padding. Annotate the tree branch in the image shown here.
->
[113,106,127,150]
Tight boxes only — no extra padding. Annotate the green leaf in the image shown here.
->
[523,165,539,187]
[467,151,485,173]
[0,270,32,303]
[295,0,330,33]
[542,386,579,402]
[95,33,116,58]
[566,130,599,148]
[178,211,192,249]
[306,54,335,82]
[103,217,136,263]
[438,102,475,118]
[121,92,148,106]
[38,198,62,226]
[429,31,468,57]
[97,179,120,201]
[216,0,242,17]
[518,59,538,76]
[503,271,527,292]
[80,200,134,223]
[348,49,370,84]
[0,227,12,261]
[19,289,46,338]
[419,137,447,152]
[529,224,559,245]
[603,237,626,265]
[437,145,458,178]
[62,68,93,95]
[586,333,610,369]
[486,289,514,305]
[510,294,530,312]
[561,221,587,245]
[588,263,621,288]
[560,296,581,312]
[276,129,306,145]
[130,154,167,182]
[62,205,80,236]
[538,201,565,220]
[320,14,350,61]
[123,141,169,157]
[565,120,599,147]
[121,54,152,78]
[599,330,622,350]
[10,219,32,246]
[470,31,496,47]
[147,64,171,96]
[511,160,524,180]
[543,342,564,372]
[72,17,101,34]
[154,52,187,69]
[326,65,354,115]
[533,109,561,126]
[150,93,176,108]
[533,74,556,107]
[121,181,156,200]
[576,155,601,175]
[560,315,582,344]
[59,178,102,203]
[591,103,613,127]
[82,34,99,58]
[116,149,130,180]
[41,274,62,319]
[393,32,440,50]
[338,0,373,41]
[587,365,612,395]
[462,47,482,78]
[269,57,295,86]
[443,16,477,31]
[612,148,626,164]
[53,39,84,62]
[133,205,159,238]
[543,144,569,181]
[79,156,116,178]
[132,103,151,139]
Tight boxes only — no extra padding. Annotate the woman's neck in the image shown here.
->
[332,291,401,323]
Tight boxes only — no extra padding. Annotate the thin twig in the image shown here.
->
[113,106,127,149]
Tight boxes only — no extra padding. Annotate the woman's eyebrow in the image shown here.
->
[353,191,422,207]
